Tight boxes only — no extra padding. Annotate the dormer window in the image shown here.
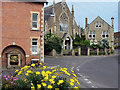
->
[96,21,102,28]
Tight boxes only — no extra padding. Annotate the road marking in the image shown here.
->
[87,81,92,84]
[84,78,88,81]
[77,68,79,71]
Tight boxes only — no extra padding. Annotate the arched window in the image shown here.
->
[60,13,68,32]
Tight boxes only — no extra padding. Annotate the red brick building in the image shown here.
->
[0,1,47,68]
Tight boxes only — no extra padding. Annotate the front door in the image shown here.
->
[8,54,21,68]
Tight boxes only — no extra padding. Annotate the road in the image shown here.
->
[45,53,118,88]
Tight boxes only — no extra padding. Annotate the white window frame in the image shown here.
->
[31,11,40,30]
[93,31,95,38]
[96,21,102,28]
[89,31,92,38]
[102,31,105,38]
[32,39,38,54]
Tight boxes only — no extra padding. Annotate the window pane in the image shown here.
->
[32,46,37,52]
[32,22,37,28]
[33,13,38,21]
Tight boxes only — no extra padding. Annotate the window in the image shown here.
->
[31,11,40,30]
[102,31,105,37]
[89,31,92,37]
[96,21,102,28]
[106,31,109,37]
[93,31,95,38]
[60,13,68,32]
[32,39,38,54]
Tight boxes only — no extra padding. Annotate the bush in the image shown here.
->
[99,51,105,55]
[1,63,80,89]
[90,51,97,55]
[111,49,114,54]
[44,34,63,55]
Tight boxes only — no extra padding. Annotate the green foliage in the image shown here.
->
[90,44,100,49]
[100,38,110,49]
[99,51,105,55]
[111,49,114,54]
[90,51,97,55]
[44,33,63,54]
[73,34,90,48]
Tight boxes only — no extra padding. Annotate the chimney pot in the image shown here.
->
[85,17,88,28]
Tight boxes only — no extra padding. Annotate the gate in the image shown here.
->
[81,46,87,55]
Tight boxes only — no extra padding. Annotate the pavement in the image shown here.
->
[44,51,119,88]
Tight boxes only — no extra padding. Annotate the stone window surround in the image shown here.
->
[102,31,109,38]
[31,11,40,31]
[30,37,40,55]
[88,31,96,38]
[59,12,69,32]
[95,21,102,28]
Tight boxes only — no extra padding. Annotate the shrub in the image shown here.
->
[111,49,114,54]
[1,63,80,89]
[99,51,105,55]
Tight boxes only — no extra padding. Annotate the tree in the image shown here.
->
[100,38,110,49]
[44,33,63,54]
[73,34,90,48]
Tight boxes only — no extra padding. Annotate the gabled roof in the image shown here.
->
[87,16,112,28]
[44,2,62,21]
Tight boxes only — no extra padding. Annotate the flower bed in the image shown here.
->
[1,63,80,89]
[90,49,97,55]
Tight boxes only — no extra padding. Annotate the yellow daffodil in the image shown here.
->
[44,76,49,81]
[24,79,27,82]
[25,73,29,76]
[42,83,46,87]
[49,79,54,82]
[27,70,32,73]
[31,86,35,90]
[15,69,19,72]
[31,64,35,67]
[58,80,64,84]
[36,71,40,75]
[42,71,46,76]
[31,83,33,86]
[51,80,55,84]
[74,86,79,89]
[39,63,43,65]
[52,75,56,79]
[50,67,55,69]
[46,71,51,75]
[47,85,53,89]
[73,73,77,78]
[70,82,74,86]
[70,79,74,82]
[37,84,41,89]
[11,76,13,78]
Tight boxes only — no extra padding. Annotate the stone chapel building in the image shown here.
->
[85,16,114,50]
[44,0,81,50]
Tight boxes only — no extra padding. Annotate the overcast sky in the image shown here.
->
[45,0,118,32]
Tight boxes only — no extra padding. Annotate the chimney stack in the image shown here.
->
[85,17,88,28]
[111,17,114,28]
[72,5,74,16]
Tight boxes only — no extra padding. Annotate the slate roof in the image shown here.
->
[87,16,112,28]
[44,2,62,21]
[62,33,68,39]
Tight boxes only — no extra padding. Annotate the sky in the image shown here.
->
[45,0,119,32]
